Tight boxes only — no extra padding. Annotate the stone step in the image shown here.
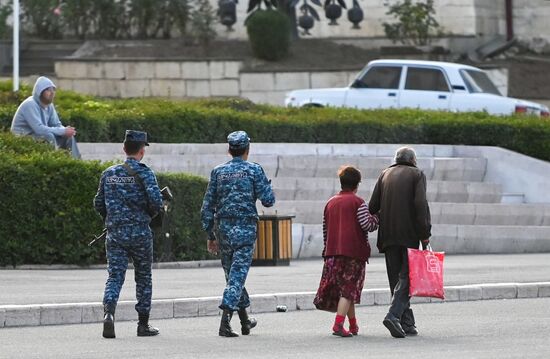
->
[23,40,83,51]
[292,224,550,258]
[262,201,550,226]
[82,153,487,181]
[501,193,526,204]
[79,143,459,157]
[270,178,501,203]
[22,49,77,60]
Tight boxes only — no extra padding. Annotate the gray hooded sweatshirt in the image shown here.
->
[10,76,66,137]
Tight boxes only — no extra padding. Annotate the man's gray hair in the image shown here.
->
[394,146,417,165]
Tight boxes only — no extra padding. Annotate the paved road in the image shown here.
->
[1,254,549,305]
[1,298,549,359]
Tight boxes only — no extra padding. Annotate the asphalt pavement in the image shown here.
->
[1,298,549,359]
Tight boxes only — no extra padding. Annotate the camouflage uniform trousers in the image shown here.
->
[103,224,154,315]
[217,218,257,311]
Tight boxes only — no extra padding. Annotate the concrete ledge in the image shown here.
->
[1,282,548,328]
[174,298,199,318]
[4,305,41,327]
[40,304,82,325]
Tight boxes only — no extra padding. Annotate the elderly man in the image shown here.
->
[201,130,275,337]
[11,76,81,159]
[369,146,431,338]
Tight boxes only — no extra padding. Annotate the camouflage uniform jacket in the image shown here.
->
[94,158,163,228]
[201,157,275,235]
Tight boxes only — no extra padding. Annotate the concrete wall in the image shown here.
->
[513,0,550,52]
[452,146,550,204]
[473,0,505,39]
[212,0,547,51]
[55,59,358,106]
[55,60,243,99]
[1,0,547,49]
[55,59,508,105]
[212,0,481,40]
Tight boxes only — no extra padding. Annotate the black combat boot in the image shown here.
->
[137,313,160,337]
[237,308,257,335]
[102,303,116,339]
[219,309,239,337]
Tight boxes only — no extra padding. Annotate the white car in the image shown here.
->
[285,59,549,117]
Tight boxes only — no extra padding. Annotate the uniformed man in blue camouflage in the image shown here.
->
[201,130,275,337]
[93,130,163,339]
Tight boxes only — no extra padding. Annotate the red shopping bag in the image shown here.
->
[408,247,445,299]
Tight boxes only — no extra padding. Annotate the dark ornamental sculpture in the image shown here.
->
[347,0,363,29]
[219,0,238,30]
[324,0,345,26]
[222,0,365,36]
[299,0,320,34]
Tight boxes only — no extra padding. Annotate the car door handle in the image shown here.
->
[438,95,447,99]
[388,92,397,97]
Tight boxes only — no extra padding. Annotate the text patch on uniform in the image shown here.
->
[106,176,136,184]
[218,172,247,181]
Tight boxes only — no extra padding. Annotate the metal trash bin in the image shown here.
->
[253,215,294,266]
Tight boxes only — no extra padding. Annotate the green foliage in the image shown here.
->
[3,0,190,40]
[21,0,64,39]
[0,2,12,39]
[190,0,217,46]
[0,133,106,266]
[155,173,209,262]
[1,82,550,162]
[0,132,208,266]
[383,0,440,46]
[246,9,291,61]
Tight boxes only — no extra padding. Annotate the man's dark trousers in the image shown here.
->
[384,246,415,329]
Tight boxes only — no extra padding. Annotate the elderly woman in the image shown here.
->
[314,165,379,337]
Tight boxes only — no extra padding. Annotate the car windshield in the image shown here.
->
[460,69,501,95]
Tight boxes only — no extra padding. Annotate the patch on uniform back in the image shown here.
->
[219,172,247,181]
[106,176,136,184]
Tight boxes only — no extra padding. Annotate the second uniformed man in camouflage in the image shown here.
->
[93,130,164,339]
[201,131,275,337]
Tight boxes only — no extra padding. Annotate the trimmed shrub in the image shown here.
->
[0,133,208,266]
[1,83,550,162]
[246,9,291,61]
[154,173,208,262]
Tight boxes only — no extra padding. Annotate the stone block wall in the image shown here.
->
[55,59,358,106]
[55,60,242,99]
[55,59,509,105]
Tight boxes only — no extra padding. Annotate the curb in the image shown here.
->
[1,282,549,328]
[1,260,221,270]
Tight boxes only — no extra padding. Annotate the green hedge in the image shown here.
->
[1,81,550,162]
[0,133,208,266]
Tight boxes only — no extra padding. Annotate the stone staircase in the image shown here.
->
[80,143,550,258]
[0,40,82,76]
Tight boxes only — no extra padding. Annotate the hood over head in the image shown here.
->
[32,76,56,104]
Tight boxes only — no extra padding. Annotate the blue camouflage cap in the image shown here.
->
[227,131,250,149]
[124,130,149,146]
